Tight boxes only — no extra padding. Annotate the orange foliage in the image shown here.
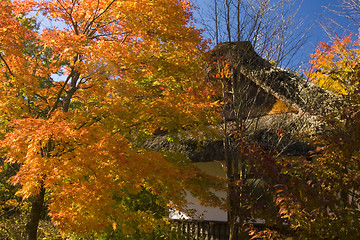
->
[0,0,222,235]
[268,99,298,115]
[305,34,360,95]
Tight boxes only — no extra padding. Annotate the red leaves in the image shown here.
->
[269,32,360,238]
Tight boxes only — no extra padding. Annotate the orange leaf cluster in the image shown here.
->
[305,34,360,95]
[0,0,223,235]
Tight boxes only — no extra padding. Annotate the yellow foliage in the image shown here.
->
[268,99,298,114]
[0,0,224,236]
[306,34,360,95]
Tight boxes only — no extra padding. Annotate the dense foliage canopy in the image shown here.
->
[0,0,222,238]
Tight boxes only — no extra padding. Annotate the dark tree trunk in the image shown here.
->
[25,186,45,240]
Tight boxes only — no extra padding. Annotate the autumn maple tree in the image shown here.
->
[203,35,360,239]
[224,34,360,238]
[270,34,360,239]
[306,34,359,95]
[0,0,222,239]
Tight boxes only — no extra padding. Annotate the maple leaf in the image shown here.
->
[305,34,358,95]
[0,0,223,238]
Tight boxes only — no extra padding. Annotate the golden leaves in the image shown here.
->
[0,0,222,236]
[1,111,218,234]
[305,34,359,95]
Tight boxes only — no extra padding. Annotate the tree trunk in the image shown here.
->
[25,186,45,240]
[24,39,80,240]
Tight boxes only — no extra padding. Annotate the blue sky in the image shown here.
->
[297,0,351,66]
[299,1,356,46]
[192,0,358,68]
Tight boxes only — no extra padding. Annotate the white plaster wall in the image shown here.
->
[170,161,228,221]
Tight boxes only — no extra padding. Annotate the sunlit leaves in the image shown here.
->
[0,0,223,236]
[305,34,360,95]
[276,32,360,238]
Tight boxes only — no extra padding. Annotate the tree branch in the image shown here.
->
[47,71,73,118]
[83,0,117,35]
[56,0,79,35]
[0,54,14,76]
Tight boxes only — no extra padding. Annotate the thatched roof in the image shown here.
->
[144,113,316,162]
[208,41,342,116]
[145,41,336,162]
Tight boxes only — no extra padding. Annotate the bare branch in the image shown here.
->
[56,0,80,34]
